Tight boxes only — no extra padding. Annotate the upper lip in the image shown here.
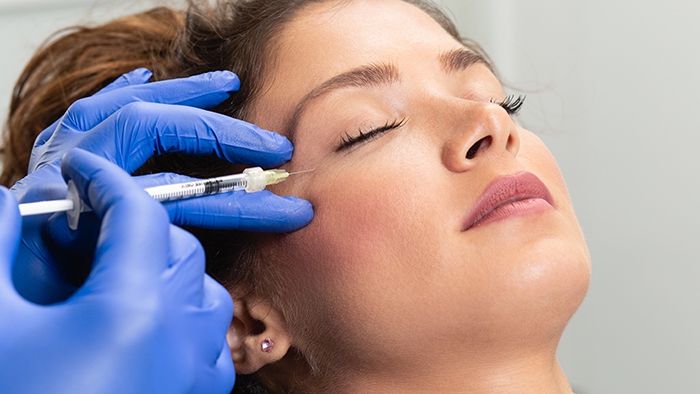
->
[462,171,554,231]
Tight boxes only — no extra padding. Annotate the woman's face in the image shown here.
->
[249,0,591,370]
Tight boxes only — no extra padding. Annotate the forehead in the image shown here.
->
[250,0,467,131]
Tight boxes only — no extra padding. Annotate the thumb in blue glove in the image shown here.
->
[0,148,235,394]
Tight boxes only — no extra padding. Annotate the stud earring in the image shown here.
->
[261,338,274,353]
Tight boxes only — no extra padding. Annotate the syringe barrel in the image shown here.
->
[145,174,246,201]
[145,167,284,200]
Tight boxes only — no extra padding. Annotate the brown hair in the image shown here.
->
[0,1,490,392]
[0,7,186,186]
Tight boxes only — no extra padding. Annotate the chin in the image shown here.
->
[504,236,591,342]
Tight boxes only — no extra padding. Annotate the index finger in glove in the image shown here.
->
[32,68,154,151]
[76,102,293,174]
[60,148,170,289]
[63,71,240,133]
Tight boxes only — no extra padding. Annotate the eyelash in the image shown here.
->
[337,118,407,151]
[493,94,526,115]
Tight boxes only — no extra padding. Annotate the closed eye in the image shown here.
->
[337,118,407,152]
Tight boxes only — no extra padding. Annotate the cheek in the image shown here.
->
[278,154,435,285]
[269,148,451,351]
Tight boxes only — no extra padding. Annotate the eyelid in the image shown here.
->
[337,118,407,152]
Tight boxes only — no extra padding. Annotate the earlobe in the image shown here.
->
[228,297,292,374]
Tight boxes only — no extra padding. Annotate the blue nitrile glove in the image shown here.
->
[0,148,234,394]
[11,69,313,304]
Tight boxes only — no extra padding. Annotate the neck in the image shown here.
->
[313,348,573,394]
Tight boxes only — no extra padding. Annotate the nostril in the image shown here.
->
[466,136,492,159]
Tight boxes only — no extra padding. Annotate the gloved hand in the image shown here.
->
[10,68,313,304]
[0,148,234,394]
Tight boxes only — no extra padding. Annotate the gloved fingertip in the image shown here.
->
[282,195,313,206]
[269,127,295,153]
[239,121,295,162]
[126,67,153,82]
[130,67,152,76]
[279,196,315,227]
[94,67,155,97]
[209,70,241,92]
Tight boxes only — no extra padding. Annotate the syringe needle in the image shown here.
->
[287,168,315,176]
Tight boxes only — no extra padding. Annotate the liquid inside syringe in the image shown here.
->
[144,167,289,201]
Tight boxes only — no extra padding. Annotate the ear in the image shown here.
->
[228,297,292,374]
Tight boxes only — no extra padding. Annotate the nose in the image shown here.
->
[440,101,521,172]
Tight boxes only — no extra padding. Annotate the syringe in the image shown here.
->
[18,167,291,230]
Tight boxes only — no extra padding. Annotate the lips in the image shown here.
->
[462,172,554,231]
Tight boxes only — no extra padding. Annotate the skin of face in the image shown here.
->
[247,0,591,391]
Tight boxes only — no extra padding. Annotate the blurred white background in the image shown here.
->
[3,0,700,392]
[0,0,184,129]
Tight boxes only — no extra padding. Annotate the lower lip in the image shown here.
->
[469,197,553,230]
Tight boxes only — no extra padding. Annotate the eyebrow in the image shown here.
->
[286,63,400,138]
[438,48,488,74]
[285,48,487,139]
